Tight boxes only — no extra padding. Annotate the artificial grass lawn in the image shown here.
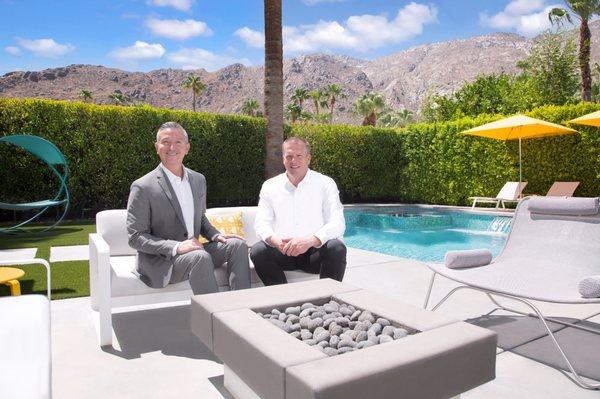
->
[0,221,95,300]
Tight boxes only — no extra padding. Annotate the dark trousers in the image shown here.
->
[250,239,347,286]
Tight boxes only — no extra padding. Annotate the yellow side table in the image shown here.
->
[0,267,25,295]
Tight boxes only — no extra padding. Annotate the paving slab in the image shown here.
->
[346,246,401,268]
[50,245,88,262]
[466,351,600,399]
[46,248,600,398]
[52,297,224,399]
[0,247,37,261]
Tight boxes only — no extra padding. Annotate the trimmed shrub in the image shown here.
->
[0,99,265,215]
[290,104,600,204]
[1,98,600,220]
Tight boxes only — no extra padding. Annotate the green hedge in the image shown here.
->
[0,99,265,215]
[292,103,600,203]
[1,98,600,219]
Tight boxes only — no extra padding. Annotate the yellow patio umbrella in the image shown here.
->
[462,114,577,183]
[569,110,600,127]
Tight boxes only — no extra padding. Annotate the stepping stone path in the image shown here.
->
[258,299,410,357]
[49,245,89,262]
[0,248,38,261]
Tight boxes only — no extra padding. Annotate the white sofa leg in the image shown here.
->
[99,305,113,347]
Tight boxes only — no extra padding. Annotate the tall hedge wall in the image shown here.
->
[293,103,600,203]
[0,98,265,215]
[1,98,600,219]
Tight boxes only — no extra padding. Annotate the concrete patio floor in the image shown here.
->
[51,247,600,398]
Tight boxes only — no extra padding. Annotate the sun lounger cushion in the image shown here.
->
[445,249,492,269]
[578,276,600,298]
[527,197,598,216]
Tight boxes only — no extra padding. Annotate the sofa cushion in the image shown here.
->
[109,255,262,297]
[97,210,137,256]
[110,255,192,297]
[199,211,245,244]
[207,207,260,246]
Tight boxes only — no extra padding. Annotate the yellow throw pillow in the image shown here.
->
[199,211,245,243]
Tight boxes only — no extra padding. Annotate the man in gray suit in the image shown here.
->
[127,122,251,294]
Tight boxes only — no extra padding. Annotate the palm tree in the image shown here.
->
[309,89,328,115]
[241,99,260,116]
[549,1,600,101]
[291,88,310,110]
[397,109,414,126]
[324,84,346,123]
[79,90,93,103]
[353,92,386,126]
[284,103,302,123]
[181,75,206,112]
[108,90,127,106]
[377,108,414,128]
[264,0,285,178]
[314,112,332,124]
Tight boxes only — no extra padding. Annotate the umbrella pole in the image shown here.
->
[519,137,522,184]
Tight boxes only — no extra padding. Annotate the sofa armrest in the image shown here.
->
[89,233,115,346]
[89,233,111,310]
[0,295,52,399]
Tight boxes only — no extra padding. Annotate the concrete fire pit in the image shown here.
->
[191,279,497,399]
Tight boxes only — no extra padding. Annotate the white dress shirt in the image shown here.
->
[160,164,195,255]
[254,169,345,246]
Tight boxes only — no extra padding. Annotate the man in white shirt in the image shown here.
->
[127,122,251,294]
[251,137,346,285]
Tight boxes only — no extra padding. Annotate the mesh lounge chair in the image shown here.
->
[424,196,600,389]
[469,181,528,209]
[0,135,70,234]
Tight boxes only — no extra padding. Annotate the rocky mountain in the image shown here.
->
[3,22,600,124]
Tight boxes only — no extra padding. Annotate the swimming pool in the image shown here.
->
[344,207,511,263]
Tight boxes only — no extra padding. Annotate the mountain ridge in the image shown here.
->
[3,24,600,124]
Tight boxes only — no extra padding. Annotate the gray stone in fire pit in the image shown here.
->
[285,306,301,316]
[381,325,395,337]
[394,328,408,339]
[358,310,375,323]
[377,317,391,327]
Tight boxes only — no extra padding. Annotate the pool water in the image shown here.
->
[344,209,511,263]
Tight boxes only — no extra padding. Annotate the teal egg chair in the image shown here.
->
[0,134,70,233]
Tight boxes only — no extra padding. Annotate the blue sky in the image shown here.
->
[0,0,569,74]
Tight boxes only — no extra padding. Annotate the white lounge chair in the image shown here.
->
[424,196,600,390]
[469,181,528,209]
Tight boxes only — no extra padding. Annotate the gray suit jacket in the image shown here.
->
[126,166,220,288]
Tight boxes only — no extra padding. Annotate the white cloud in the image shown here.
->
[236,2,437,54]
[148,0,194,11]
[480,1,565,37]
[168,48,251,71]
[302,0,346,4]
[14,38,74,58]
[110,41,165,61]
[146,18,212,40]
[5,46,21,56]
[505,0,546,14]
[234,27,264,48]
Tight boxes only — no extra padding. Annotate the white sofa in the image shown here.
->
[89,206,318,347]
[0,295,52,399]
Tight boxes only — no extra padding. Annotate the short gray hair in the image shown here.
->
[283,136,311,155]
[156,121,188,142]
